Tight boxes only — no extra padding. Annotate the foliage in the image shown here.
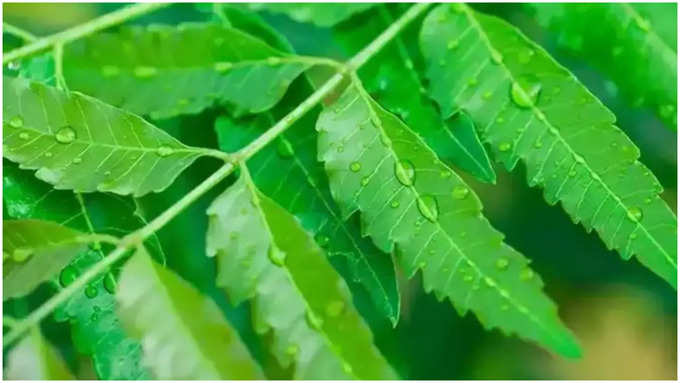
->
[2,2,676,380]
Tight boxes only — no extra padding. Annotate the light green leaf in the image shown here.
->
[3,219,87,300]
[528,3,677,129]
[3,76,207,196]
[214,7,401,325]
[116,247,263,380]
[3,160,155,379]
[63,23,310,119]
[317,82,581,358]
[331,6,496,183]
[206,168,397,379]
[4,327,74,380]
[248,3,376,27]
[420,4,677,288]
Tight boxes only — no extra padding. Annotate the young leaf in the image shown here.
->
[527,3,677,129]
[420,4,677,288]
[4,327,74,380]
[247,3,376,27]
[116,247,263,380]
[3,76,206,196]
[63,23,310,119]
[331,7,496,183]
[206,168,397,379]
[4,161,161,379]
[317,82,581,358]
[215,8,401,325]
[3,219,87,300]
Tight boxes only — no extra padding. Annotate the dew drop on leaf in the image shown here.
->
[156,145,174,157]
[417,195,439,222]
[44,152,53,158]
[510,74,541,108]
[268,246,286,266]
[101,65,120,77]
[360,176,370,186]
[59,266,78,287]
[498,142,512,152]
[103,272,116,294]
[626,207,643,222]
[55,126,76,144]
[390,199,400,209]
[133,66,158,78]
[276,138,294,158]
[349,161,362,172]
[495,257,509,270]
[85,284,98,299]
[7,61,20,70]
[11,248,32,262]
[314,233,330,248]
[285,344,298,356]
[18,132,29,140]
[325,300,345,317]
[394,160,415,186]
[266,57,281,66]
[519,267,534,281]
[9,115,23,128]
[214,62,233,72]
[451,185,469,200]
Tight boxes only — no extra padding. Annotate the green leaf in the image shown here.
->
[3,219,86,300]
[3,161,159,379]
[4,327,74,380]
[206,168,397,379]
[419,4,677,288]
[116,247,263,380]
[63,23,310,119]
[214,8,401,325]
[317,82,581,358]
[3,76,206,196]
[331,7,496,183]
[248,3,377,27]
[527,3,677,129]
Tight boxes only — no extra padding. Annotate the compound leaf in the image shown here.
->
[528,3,677,129]
[3,219,86,300]
[317,82,580,358]
[3,76,205,196]
[420,4,677,287]
[63,23,310,119]
[116,247,263,380]
[3,327,74,380]
[248,3,377,27]
[332,6,496,183]
[206,168,397,379]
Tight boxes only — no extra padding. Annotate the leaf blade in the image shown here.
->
[4,327,74,380]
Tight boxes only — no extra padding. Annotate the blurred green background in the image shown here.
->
[3,3,677,380]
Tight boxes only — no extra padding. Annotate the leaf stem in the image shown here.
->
[2,2,432,349]
[3,3,169,64]
[3,23,38,42]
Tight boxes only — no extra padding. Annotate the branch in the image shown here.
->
[3,3,169,64]
[2,2,432,348]
[3,23,38,42]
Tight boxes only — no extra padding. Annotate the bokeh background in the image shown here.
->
[3,3,677,379]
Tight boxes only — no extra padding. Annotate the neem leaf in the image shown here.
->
[116,247,263,380]
[248,3,377,27]
[3,219,86,300]
[63,23,310,119]
[4,327,74,380]
[206,167,397,379]
[3,76,204,196]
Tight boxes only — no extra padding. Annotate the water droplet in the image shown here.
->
[446,40,459,50]
[467,77,478,86]
[156,145,173,157]
[626,207,642,222]
[12,248,32,262]
[9,115,23,128]
[644,197,652,204]
[59,266,78,287]
[451,185,469,200]
[510,74,541,108]
[19,132,29,140]
[276,138,294,158]
[315,233,330,248]
[305,310,323,329]
[214,62,233,72]
[7,61,20,70]
[325,301,345,317]
[349,161,362,172]
[266,57,281,66]
[394,160,415,186]
[285,344,298,356]
[85,284,98,299]
[405,60,414,70]
[482,91,492,100]
[55,126,76,144]
[133,66,157,78]
[103,171,112,177]
[101,65,120,77]
[635,17,650,31]
[103,272,116,294]
[342,362,353,375]
[417,195,439,223]
[360,176,370,186]
[463,274,474,282]
[73,157,83,164]
[568,169,577,177]
[390,199,400,209]
[498,142,512,152]
[495,257,509,270]
[268,246,286,266]
[336,145,344,153]
[519,267,534,281]
[44,152,53,158]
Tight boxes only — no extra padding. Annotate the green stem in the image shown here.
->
[3,3,169,64]
[3,23,38,42]
[2,2,432,349]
